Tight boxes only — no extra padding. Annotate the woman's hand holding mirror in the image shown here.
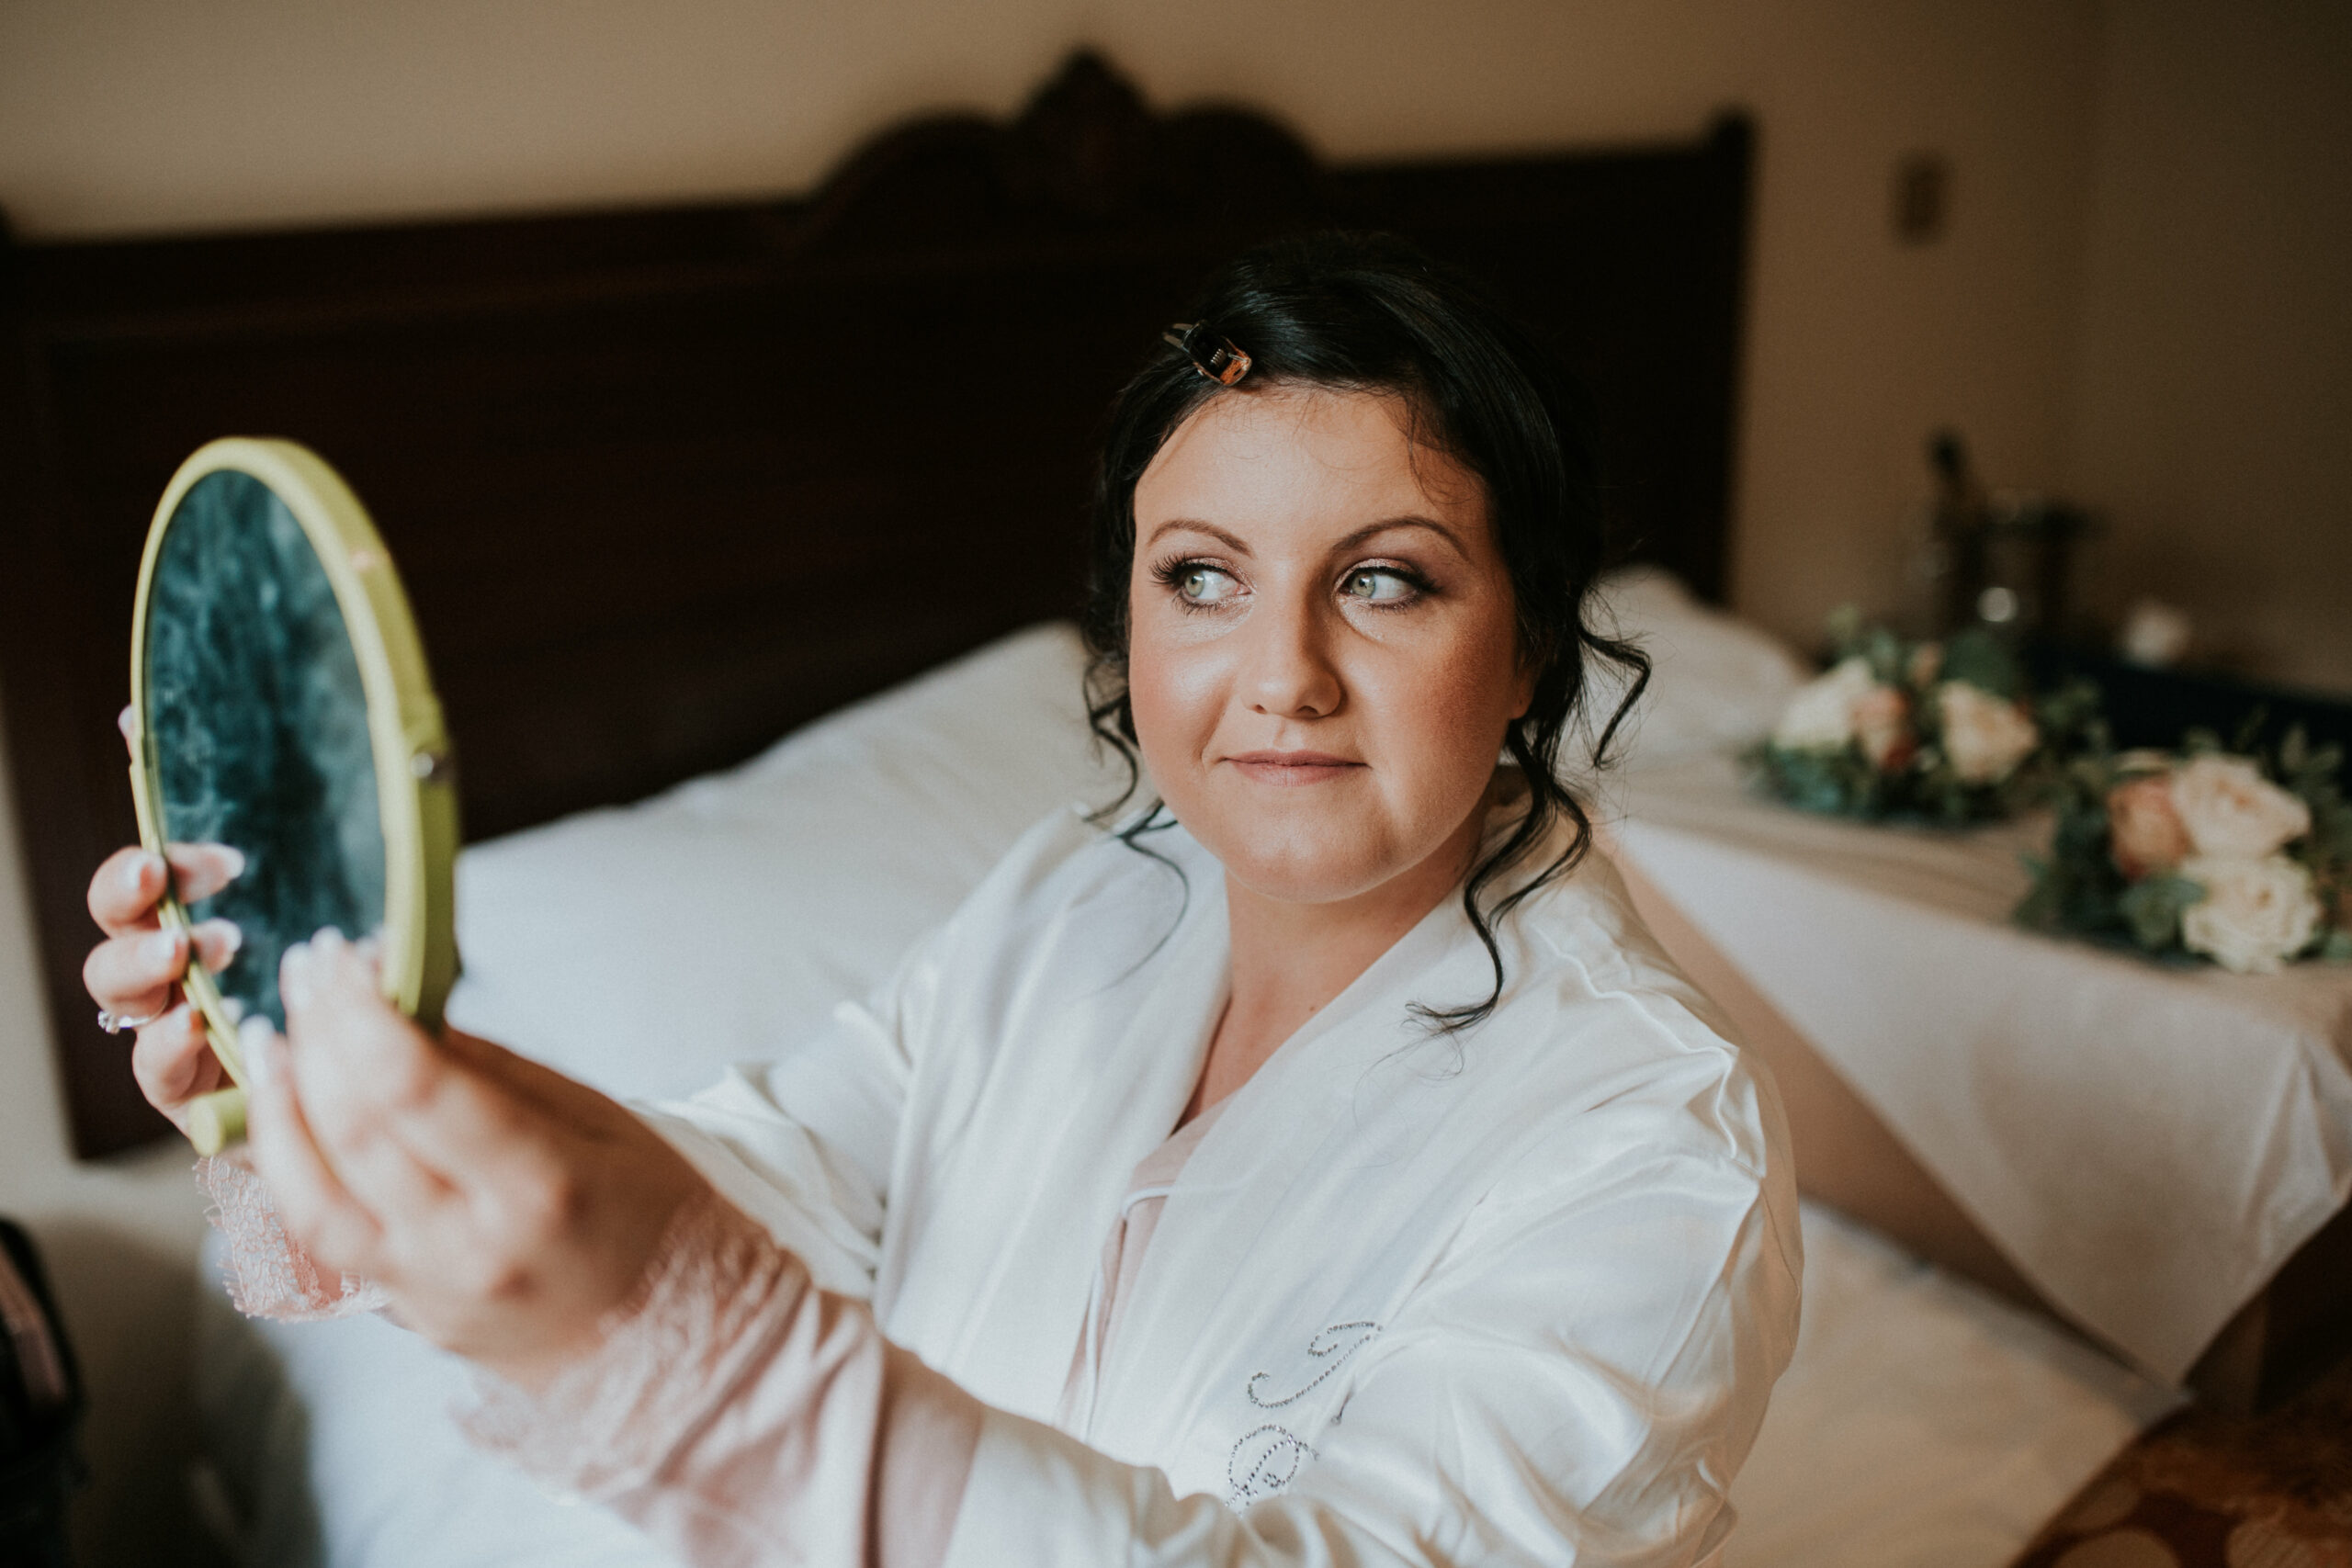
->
[83,830,248,1137]
[242,930,712,1391]
[84,705,248,1134]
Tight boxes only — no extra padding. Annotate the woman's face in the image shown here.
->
[1126,385,1532,908]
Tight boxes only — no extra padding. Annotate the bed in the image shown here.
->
[0,48,2218,1566]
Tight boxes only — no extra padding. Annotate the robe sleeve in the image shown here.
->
[468,1188,980,1568]
[633,919,949,1301]
[197,1152,392,1321]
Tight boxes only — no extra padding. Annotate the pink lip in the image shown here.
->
[1226,750,1365,785]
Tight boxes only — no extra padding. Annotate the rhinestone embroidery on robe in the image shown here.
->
[1226,1321,1381,1506]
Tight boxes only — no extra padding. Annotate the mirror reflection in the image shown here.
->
[145,469,385,1032]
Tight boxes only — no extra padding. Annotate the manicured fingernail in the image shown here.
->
[195,920,243,972]
[281,942,312,1010]
[140,930,180,967]
[240,1017,277,1090]
[118,705,136,743]
[217,845,247,880]
[313,927,347,956]
[122,853,158,895]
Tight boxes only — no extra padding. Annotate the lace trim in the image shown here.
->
[464,1190,809,1502]
[197,1156,390,1322]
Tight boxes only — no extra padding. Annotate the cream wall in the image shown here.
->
[2064,0,2352,694]
[3,1,2323,1561]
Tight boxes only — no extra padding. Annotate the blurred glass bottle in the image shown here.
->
[1914,430,2094,648]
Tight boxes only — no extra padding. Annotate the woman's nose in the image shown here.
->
[1244,599,1343,720]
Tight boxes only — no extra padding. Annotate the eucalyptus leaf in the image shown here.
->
[2119,874,2203,952]
[1939,627,2021,699]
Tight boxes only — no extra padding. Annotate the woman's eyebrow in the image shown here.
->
[1335,516,1471,561]
[1143,519,1253,556]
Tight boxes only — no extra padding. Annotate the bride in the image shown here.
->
[84,231,1799,1567]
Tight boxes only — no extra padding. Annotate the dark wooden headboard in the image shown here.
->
[0,52,1753,1156]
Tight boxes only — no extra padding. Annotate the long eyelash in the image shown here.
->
[1148,553,1204,587]
[1345,561,1438,606]
[1150,553,1233,614]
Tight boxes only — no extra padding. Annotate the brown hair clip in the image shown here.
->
[1162,321,1253,386]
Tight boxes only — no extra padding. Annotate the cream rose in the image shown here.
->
[2107,774,2191,881]
[2178,854,2324,974]
[2168,755,2311,859]
[1772,657,1881,750]
[1936,682,2038,784]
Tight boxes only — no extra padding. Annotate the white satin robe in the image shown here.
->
[641,803,1802,1566]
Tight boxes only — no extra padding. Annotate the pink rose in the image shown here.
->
[2168,755,2311,860]
[1851,685,1915,771]
[2107,774,2192,881]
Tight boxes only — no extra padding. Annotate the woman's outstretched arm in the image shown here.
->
[245,931,978,1566]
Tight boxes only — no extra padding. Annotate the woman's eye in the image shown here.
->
[1342,567,1419,605]
[1175,565,1240,607]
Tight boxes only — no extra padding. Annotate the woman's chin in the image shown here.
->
[1208,833,1413,908]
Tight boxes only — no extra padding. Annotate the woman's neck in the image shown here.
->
[1182,777,1506,1124]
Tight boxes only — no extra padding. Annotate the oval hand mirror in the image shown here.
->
[130,438,458,1155]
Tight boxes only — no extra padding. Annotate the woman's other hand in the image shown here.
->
[243,929,711,1389]
[82,703,245,1134]
[83,840,246,1135]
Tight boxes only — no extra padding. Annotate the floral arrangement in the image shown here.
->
[2016,730,2352,973]
[1747,609,2092,823]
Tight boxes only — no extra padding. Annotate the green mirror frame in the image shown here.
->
[129,438,459,1155]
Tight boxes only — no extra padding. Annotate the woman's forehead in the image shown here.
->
[1136,384,1485,539]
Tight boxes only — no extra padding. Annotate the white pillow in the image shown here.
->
[446,623,1122,1100]
[1584,567,1809,770]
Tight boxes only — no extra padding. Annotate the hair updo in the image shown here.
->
[1080,231,1649,1032]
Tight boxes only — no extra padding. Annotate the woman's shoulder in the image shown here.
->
[1445,836,1802,1280]
[1528,842,1739,1032]
[1462,825,1789,1173]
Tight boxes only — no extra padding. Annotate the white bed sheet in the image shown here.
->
[194,602,2176,1567]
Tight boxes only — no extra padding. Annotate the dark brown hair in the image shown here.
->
[1080,231,1648,1032]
